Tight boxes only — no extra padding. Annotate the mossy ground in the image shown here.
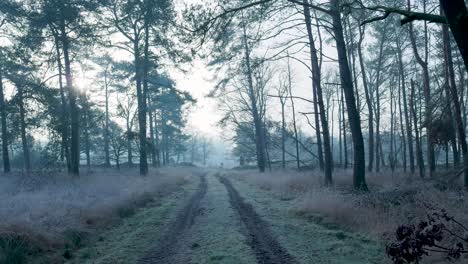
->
[229,176,387,264]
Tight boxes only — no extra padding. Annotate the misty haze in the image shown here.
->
[0,0,467,263]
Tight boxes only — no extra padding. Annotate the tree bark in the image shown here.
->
[303,0,332,183]
[312,75,324,170]
[331,0,367,191]
[442,12,461,167]
[127,118,133,166]
[373,21,388,173]
[242,20,266,172]
[52,29,71,170]
[390,82,396,171]
[287,58,300,170]
[104,68,111,166]
[408,0,435,177]
[410,79,425,178]
[149,110,156,166]
[59,16,79,176]
[442,17,468,188]
[398,74,407,172]
[439,0,468,72]
[357,24,374,173]
[280,96,286,169]
[17,85,30,174]
[0,68,10,173]
[341,88,348,169]
[135,21,149,175]
[154,112,160,167]
[396,33,415,174]
[83,95,91,169]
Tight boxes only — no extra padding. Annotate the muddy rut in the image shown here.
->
[138,172,297,264]
[219,176,298,264]
[138,173,207,264]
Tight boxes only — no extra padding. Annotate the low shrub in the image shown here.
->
[386,210,468,263]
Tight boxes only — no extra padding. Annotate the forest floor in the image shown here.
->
[70,170,385,264]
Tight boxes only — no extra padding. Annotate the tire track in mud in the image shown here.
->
[219,176,298,264]
[138,173,207,264]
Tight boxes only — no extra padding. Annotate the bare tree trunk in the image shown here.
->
[455,55,467,131]
[441,12,460,167]
[154,112,160,167]
[408,0,435,177]
[411,79,425,178]
[287,58,300,170]
[242,19,266,172]
[116,154,120,170]
[312,77,324,170]
[149,110,156,166]
[443,76,460,167]
[17,85,30,174]
[396,34,415,174]
[442,17,468,188]
[373,21,388,173]
[0,67,10,173]
[135,22,149,175]
[331,0,367,190]
[341,88,348,169]
[162,113,167,166]
[439,0,468,72]
[127,119,133,166]
[264,121,272,171]
[398,75,407,172]
[303,0,332,183]
[280,97,286,169]
[357,24,374,173]
[344,16,361,113]
[148,86,156,167]
[104,69,110,166]
[338,89,342,167]
[52,30,71,170]
[59,17,79,176]
[83,95,91,169]
[390,83,396,172]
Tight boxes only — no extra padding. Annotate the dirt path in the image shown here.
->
[139,172,297,264]
[73,170,383,263]
[219,176,298,264]
[138,173,208,263]
[227,174,385,264]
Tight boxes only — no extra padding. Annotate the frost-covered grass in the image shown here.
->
[227,173,385,263]
[230,169,468,240]
[0,167,194,263]
[71,180,198,264]
[188,173,257,264]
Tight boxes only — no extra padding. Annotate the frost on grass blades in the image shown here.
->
[0,0,468,263]
[0,168,191,263]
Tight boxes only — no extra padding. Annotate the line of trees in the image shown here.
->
[1,0,467,190]
[0,0,196,176]
[191,0,468,190]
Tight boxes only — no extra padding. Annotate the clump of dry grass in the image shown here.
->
[233,169,468,240]
[230,169,318,200]
[0,167,194,263]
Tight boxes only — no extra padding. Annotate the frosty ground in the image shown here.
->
[2,167,466,263]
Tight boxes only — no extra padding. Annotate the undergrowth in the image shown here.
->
[231,169,468,242]
[0,167,193,263]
